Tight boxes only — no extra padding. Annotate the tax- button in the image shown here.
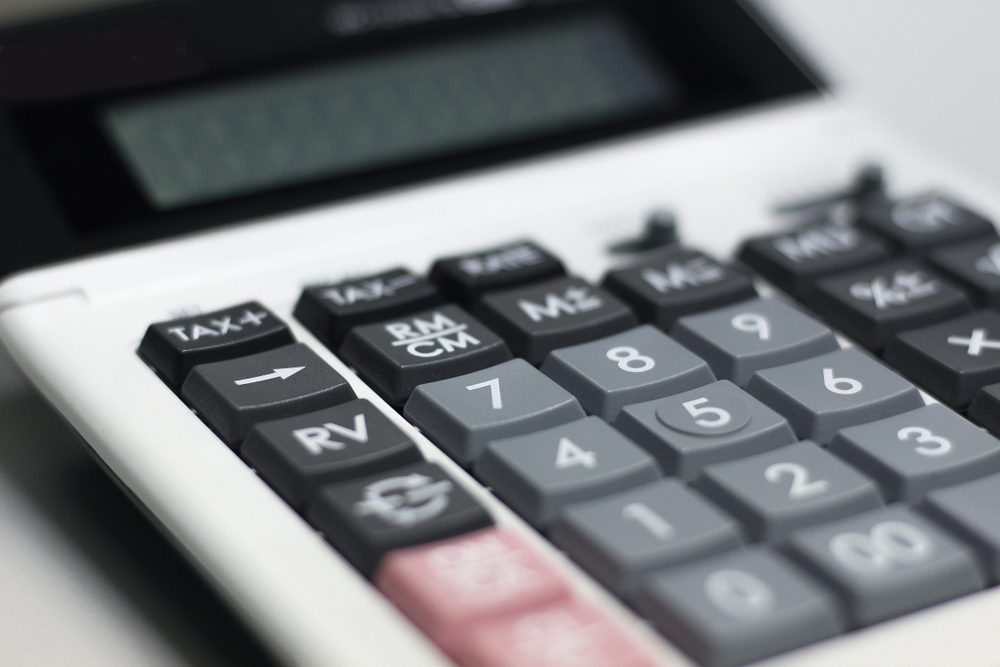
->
[139,301,294,387]
[242,399,422,509]
[181,343,355,447]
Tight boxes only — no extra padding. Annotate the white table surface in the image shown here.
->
[0,1,998,665]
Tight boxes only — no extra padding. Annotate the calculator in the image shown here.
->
[3,1,1000,666]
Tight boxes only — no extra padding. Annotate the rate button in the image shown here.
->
[181,342,356,447]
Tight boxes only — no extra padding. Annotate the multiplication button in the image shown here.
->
[614,380,795,479]
[787,506,983,627]
[181,343,355,447]
[242,399,422,509]
[671,297,839,386]
[139,301,294,387]
[637,548,843,667]
[340,305,512,407]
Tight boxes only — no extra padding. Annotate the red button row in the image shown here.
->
[375,526,659,667]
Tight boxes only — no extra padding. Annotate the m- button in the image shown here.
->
[139,301,294,386]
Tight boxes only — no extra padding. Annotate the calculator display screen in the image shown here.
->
[103,13,674,210]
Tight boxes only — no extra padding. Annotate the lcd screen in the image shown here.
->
[103,12,676,210]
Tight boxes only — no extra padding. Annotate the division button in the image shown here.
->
[883,310,1000,409]
[698,441,882,542]
[241,399,423,509]
[746,348,923,445]
[475,417,661,528]
[928,239,1000,308]
[404,359,584,465]
[308,461,492,574]
[737,221,891,297]
[340,304,512,407]
[601,246,756,329]
[613,379,795,480]
[541,325,715,421]
[925,473,1000,583]
[475,276,637,365]
[550,479,741,597]
[139,301,294,387]
[786,506,983,627]
[181,342,356,447]
[451,599,658,667]
[375,527,570,654]
[671,297,838,387]
[807,258,972,351]
[294,268,443,349]
[856,192,996,252]
[830,403,1000,503]
[430,239,565,306]
[637,548,843,667]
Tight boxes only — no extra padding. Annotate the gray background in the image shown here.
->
[0,1,998,665]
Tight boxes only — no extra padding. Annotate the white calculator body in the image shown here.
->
[2,1,1000,666]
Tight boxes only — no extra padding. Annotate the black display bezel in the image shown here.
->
[0,0,822,274]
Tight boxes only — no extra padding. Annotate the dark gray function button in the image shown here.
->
[601,246,756,329]
[181,342,356,447]
[786,506,983,627]
[746,348,924,444]
[698,441,882,542]
[475,276,638,365]
[294,268,442,349]
[430,240,565,306]
[928,240,1000,308]
[550,479,741,597]
[637,548,843,667]
[969,383,1000,436]
[925,473,1000,583]
[340,305,512,407]
[857,192,996,252]
[242,399,423,509]
[829,403,1000,503]
[807,259,972,351]
[737,222,891,297]
[475,416,661,528]
[308,461,493,574]
[404,359,584,465]
[884,310,1000,409]
[541,325,714,421]
[139,301,294,386]
[671,297,839,387]
[613,380,795,480]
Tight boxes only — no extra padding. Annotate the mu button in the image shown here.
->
[181,343,355,447]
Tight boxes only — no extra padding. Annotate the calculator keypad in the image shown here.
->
[136,202,1000,665]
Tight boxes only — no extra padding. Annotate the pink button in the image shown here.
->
[375,526,570,652]
[451,599,660,667]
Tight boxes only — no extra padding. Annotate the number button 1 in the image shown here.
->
[541,325,714,420]
[697,442,882,542]
[404,359,585,464]
[746,348,924,444]
[787,506,983,627]
[613,380,796,480]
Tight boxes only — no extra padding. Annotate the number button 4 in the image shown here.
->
[746,348,923,444]
[614,380,796,480]
[830,404,1000,502]
[698,442,882,542]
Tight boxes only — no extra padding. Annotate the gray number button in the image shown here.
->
[787,506,983,627]
[637,548,843,667]
[698,441,882,542]
[541,325,715,420]
[830,403,1000,502]
[550,479,741,597]
[671,297,838,386]
[404,359,585,464]
[475,417,661,527]
[925,473,1000,583]
[746,348,924,444]
[614,380,795,480]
